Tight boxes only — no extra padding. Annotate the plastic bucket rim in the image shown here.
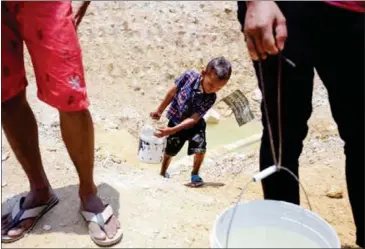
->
[210,200,341,248]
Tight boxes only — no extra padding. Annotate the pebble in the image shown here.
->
[111,156,122,164]
[2,182,8,187]
[251,88,262,102]
[224,7,232,14]
[326,186,343,199]
[43,224,52,231]
[2,152,9,162]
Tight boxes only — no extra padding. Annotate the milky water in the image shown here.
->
[227,226,321,248]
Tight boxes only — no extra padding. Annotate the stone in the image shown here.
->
[326,186,343,199]
[111,156,122,164]
[224,7,233,14]
[251,88,262,102]
[43,224,52,231]
[204,109,220,124]
[2,152,9,162]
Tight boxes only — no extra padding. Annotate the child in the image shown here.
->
[150,57,232,187]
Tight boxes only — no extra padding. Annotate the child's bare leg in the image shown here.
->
[160,154,172,177]
[192,153,205,175]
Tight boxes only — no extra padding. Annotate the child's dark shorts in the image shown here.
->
[165,119,207,156]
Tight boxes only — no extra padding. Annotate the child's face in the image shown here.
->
[201,70,229,94]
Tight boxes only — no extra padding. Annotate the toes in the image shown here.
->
[2,215,13,235]
[88,222,106,241]
[1,213,11,226]
[7,219,33,238]
[104,216,118,239]
[1,213,10,225]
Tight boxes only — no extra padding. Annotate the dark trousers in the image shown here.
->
[238,2,364,246]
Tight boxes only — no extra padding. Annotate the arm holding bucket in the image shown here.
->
[150,86,178,120]
[154,113,201,138]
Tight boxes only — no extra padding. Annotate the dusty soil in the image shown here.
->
[1,2,358,248]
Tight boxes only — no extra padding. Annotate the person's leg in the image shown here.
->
[188,120,207,186]
[241,2,315,204]
[1,92,57,238]
[162,123,186,177]
[59,110,95,201]
[1,2,57,239]
[17,2,120,242]
[192,153,204,176]
[160,154,172,177]
[312,3,364,247]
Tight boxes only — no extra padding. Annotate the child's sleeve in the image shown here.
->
[174,71,189,89]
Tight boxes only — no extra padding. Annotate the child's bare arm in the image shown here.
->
[154,113,200,137]
[150,86,178,120]
[170,113,200,133]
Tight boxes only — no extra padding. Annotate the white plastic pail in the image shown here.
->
[137,124,166,164]
[210,200,341,248]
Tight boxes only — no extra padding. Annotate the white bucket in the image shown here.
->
[210,200,341,248]
[137,124,166,164]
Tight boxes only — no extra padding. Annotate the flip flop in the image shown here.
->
[81,204,123,247]
[1,196,59,243]
[186,174,204,188]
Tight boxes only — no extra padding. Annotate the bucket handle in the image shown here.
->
[224,165,313,248]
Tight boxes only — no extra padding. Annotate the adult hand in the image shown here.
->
[244,1,287,60]
[150,111,162,120]
[154,127,174,138]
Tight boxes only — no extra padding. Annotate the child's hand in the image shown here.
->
[150,111,162,120]
[154,127,174,138]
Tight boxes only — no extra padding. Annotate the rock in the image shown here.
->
[251,88,262,102]
[2,152,9,162]
[133,86,141,91]
[326,186,343,199]
[204,109,220,124]
[224,7,233,14]
[111,155,122,164]
[43,224,52,231]
[50,122,59,128]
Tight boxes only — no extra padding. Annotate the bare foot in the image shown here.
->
[81,195,121,240]
[1,188,55,239]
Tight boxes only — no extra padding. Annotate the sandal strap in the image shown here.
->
[11,197,51,223]
[81,204,114,229]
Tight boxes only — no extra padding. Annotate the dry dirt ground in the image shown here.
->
[1,2,358,248]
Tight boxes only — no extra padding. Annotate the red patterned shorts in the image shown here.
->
[1,1,89,111]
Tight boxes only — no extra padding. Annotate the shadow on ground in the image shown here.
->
[1,183,120,236]
[184,182,225,189]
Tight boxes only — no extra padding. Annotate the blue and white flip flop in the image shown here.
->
[190,174,204,187]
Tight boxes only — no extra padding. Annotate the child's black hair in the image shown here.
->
[206,57,232,80]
